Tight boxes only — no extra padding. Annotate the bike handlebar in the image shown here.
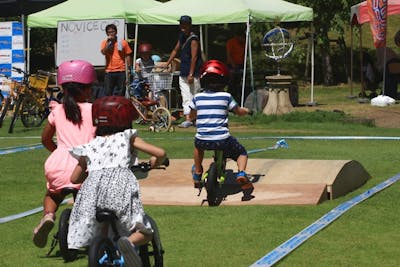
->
[130,157,169,172]
[12,66,26,75]
[37,70,56,77]
[12,66,55,77]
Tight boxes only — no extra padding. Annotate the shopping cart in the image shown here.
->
[147,71,175,110]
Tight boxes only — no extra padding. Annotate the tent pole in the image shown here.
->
[21,15,28,74]
[124,22,130,98]
[241,17,250,107]
[359,25,364,97]
[205,25,208,57]
[199,25,204,53]
[134,23,138,70]
[27,26,30,74]
[248,23,255,108]
[307,23,316,106]
[349,24,354,98]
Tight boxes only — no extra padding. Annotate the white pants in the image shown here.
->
[179,76,201,115]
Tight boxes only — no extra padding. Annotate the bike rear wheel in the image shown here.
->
[58,208,78,262]
[140,214,164,267]
[88,236,118,267]
[205,163,223,206]
[20,95,47,127]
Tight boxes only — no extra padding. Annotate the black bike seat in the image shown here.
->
[61,187,79,196]
[95,209,118,223]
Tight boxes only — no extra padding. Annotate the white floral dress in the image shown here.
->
[67,129,153,249]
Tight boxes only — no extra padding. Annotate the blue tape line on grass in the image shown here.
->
[250,173,400,267]
[241,136,400,141]
[0,144,43,155]
[0,198,70,224]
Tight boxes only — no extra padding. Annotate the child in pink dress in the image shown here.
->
[32,60,97,248]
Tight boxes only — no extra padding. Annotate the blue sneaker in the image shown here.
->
[236,171,253,190]
[191,165,203,188]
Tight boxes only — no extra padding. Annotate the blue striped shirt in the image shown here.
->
[189,90,237,141]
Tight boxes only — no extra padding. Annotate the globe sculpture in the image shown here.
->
[262,27,294,75]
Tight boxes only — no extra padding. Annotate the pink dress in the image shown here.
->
[44,103,96,193]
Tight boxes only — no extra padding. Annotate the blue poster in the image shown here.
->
[0,21,24,95]
[12,22,23,35]
[12,50,24,63]
[0,36,12,49]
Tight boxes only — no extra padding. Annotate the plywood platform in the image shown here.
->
[138,159,370,206]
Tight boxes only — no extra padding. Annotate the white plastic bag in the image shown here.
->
[370,95,396,107]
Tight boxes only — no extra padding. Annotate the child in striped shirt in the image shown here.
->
[188,60,254,200]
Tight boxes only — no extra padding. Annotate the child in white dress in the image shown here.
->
[67,96,166,266]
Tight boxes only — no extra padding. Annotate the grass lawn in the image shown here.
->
[1,86,400,266]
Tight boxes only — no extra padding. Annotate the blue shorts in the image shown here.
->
[194,136,247,161]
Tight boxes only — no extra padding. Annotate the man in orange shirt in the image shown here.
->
[100,24,132,96]
[226,28,246,102]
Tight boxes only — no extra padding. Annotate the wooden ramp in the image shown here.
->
[138,159,371,206]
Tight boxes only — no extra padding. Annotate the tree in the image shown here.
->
[290,0,360,85]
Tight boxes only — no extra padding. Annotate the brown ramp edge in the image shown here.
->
[138,159,370,206]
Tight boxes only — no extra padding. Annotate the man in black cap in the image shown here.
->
[166,15,203,128]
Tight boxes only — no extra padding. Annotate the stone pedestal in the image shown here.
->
[263,75,293,115]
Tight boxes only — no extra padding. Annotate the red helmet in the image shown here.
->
[200,60,229,80]
[200,60,230,89]
[138,43,152,53]
[57,60,97,85]
[92,96,138,127]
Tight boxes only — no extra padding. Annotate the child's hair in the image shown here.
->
[57,60,97,125]
[92,96,139,136]
[62,83,90,125]
[95,125,131,137]
[200,60,230,91]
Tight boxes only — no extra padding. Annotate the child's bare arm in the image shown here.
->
[232,106,250,116]
[132,136,166,168]
[41,123,57,152]
[189,109,197,120]
[70,157,88,184]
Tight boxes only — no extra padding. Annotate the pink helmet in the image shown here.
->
[92,96,139,127]
[138,43,152,53]
[57,60,97,85]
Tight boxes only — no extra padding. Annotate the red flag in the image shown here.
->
[367,0,388,48]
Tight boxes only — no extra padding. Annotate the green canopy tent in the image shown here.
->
[136,0,314,106]
[26,0,162,70]
[26,0,162,27]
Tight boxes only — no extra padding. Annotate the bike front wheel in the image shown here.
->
[152,106,171,132]
[88,236,119,267]
[0,96,11,127]
[8,95,23,133]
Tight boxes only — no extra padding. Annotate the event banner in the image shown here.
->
[0,21,25,96]
[367,0,388,48]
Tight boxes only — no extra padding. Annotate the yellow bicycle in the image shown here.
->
[8,67,62,133]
